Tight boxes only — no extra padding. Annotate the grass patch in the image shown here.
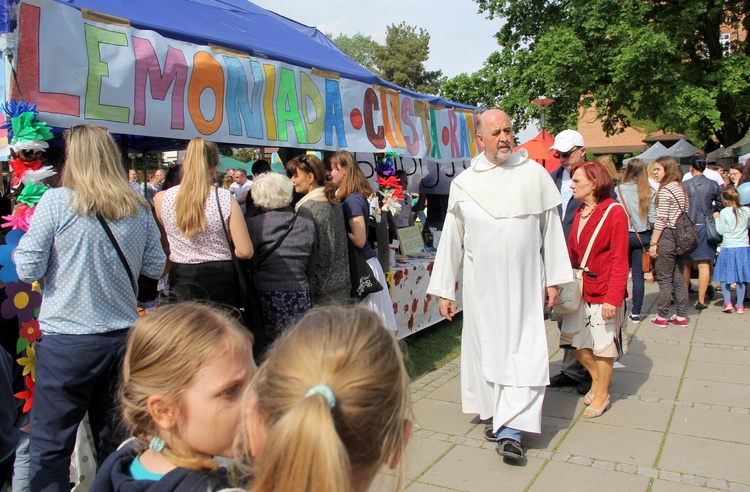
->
[402,313,462,380]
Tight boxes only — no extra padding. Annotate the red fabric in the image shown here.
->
[513,129,561,172]
[567,197,630,306]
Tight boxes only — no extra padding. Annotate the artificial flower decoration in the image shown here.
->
[9,157,43,187]
[1,281,42,322]
[17,183,49,207]
[0,100,38,138]
[21,166,56,186]
[14,375,35,413]
[20,319,42,344]
[17,345,36,382]
[375,152,404,215]
[0,228,25,284]
[2,206,34,231]
[10,111,53,152]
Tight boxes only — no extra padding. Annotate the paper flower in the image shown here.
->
[10,111,53,151]
[17,183,49,207]
[0,100,39,137]
[21,166,56,186]
[14,375,35,413]
[9,157,43,187]
[19,319,42,344]
[0,228,25,284]
[2,204,35,231]
[17,345,36,382]
[1,281,42,322]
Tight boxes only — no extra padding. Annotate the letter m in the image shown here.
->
[133,37,187,129]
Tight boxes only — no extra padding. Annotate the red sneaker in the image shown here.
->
[650,317,668,327]
[668,315,688,326]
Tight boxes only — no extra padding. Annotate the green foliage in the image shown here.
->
[402,315,462,379]
[462,0,750,146]
[233,147,260,163]
[328,32,381,73]
[218,146,234,157]
[374,22,443,95]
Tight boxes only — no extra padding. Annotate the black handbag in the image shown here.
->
[347,239,383,299]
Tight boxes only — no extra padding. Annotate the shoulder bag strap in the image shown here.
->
[617,185,646,252]
[665,186,688,214]
[96,214,137,294]
[579,203,620,270]
[216,186,238,262]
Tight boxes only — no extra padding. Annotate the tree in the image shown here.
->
[374,22,443,95]
[468,0,750,146]
[328,32,381,73]
[234,147,260,163]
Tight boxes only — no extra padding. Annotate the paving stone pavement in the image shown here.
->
[370,280,750,491]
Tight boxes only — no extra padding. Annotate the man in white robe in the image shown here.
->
[426,110,572,461]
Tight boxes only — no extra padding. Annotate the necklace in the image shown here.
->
[580,204,597,220]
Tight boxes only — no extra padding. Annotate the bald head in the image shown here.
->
[476,110,515,165]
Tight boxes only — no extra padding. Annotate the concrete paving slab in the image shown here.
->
[397,436,455,480]
[580,398,672,432]
[659,434,750,484]
[541,389,586,420]
[612,371,681,399]
[650,479,712,491]
[556,421,663,466]
[423,375,461,404]
[404,483,455,491]
[417,445,544,492]
[683,360,750,385]
[529,459,651,491]
[670,405,750,444]
[411,398,475,437]
[626,337,691,359]
[678,378,750,408]
[523,416,573,452]
[693,328,750,346]
[616,354,686,378]
[636,324,695,343]
[689,346,750,365]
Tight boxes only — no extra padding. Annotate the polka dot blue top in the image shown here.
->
[15,188,167,335]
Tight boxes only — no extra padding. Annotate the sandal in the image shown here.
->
[583,395,611,419]
[496,438,524,461]
[583,391,595,406]
[483,423,498,442]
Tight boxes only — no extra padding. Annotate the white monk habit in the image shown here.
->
[427,149,572,434]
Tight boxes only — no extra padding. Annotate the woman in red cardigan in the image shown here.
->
[560,161,630,418]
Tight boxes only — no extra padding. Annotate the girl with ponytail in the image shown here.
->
[243,305,411,492]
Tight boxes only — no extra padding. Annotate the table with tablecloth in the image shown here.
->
[386,253,463,340]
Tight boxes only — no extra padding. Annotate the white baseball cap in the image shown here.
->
[549,130,585,153]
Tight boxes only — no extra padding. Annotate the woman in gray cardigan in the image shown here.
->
[246,172,316,343]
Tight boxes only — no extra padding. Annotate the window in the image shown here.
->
[720,32,731,55]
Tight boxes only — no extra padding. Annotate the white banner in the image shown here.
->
[8,0,481,163]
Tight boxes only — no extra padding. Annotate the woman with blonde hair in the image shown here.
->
[154,137,252,310]
[287,154,350,305]
[243,305,411,492]
[598,155,620,184]
[328,150,397,331]
[649,156,690,327]
[616,158,657,321]
[14,125,167,489]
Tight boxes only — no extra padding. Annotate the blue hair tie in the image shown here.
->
[305,385,336,409]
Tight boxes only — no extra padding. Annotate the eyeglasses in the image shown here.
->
[556,147,580,159]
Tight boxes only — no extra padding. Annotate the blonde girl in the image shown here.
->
[243,305,411,492]
[154,138,252,309]
[92,303,256,490]
[327,151,398,331]
[713,188,750,313]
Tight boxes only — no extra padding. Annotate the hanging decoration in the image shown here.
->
[375,151,404,215]
[0,98,55,413]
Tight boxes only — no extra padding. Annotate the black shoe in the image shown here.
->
[548,372,579,388]
[695,302,708,310]
[576,379,592,395]
[496,438,524,461]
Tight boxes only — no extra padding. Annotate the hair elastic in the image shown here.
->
[149,436,165,452]
[305,385,336,409]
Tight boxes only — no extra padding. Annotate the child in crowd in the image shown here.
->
[713,188,750,313]
[243,305,411,492]
[91,303,256,491]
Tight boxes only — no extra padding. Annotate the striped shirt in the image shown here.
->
[654,182,689,230]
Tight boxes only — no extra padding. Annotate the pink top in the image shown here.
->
[161,186,233,264]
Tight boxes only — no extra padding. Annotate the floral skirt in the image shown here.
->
[560,301,628,358]
[259,290,312,343]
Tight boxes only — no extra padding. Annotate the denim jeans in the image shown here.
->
[496,426,523,442]
[628,231,652,315]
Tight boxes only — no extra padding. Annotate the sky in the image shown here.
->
[251,0,539,141]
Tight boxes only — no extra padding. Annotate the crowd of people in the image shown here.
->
[2,114,749,489]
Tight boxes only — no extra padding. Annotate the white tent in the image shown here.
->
[740,152,750,165]
[666,138,699,158]
[623,141,669,165]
